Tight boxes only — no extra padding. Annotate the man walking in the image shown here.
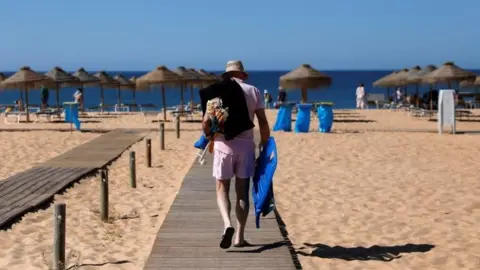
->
[202,60,270,249]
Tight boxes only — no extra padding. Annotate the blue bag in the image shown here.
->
[273,105,292,132]
[317,104,334,132]
[252,137,278,228]
[295,103,312,133]
[193,134,210,149]
[64,103,81,130]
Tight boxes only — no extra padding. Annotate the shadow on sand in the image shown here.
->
[334,119,376,123]
[297,243,434,262]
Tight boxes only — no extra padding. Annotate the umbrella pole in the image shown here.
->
[25,88,30,123]
[180,84,184,113]
[301,88,307,104]
[56,83,60,112]
[162,85,167,122]
[100,86,104,113]
[190,86,194,107]
[416,84,419,107]
[430,84,433,111]
[387,87,390,102]
[132,89,136,104]
[117,87,121,106]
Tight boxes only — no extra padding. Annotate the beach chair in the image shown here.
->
[34,108,62,123]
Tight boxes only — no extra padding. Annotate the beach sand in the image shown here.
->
[0,113,200,269]
[267,109,480,269]
[0,109,479,269]
[0,131,100,180]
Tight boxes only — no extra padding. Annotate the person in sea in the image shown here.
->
[202,60,271,249]
[40,86,49,110]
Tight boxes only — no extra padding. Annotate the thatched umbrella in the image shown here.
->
[373,70,401,100]
[187,68,210,106]
[406,65,437,110]
[94,71,119,112]
[279,64,332,103]
[128,76,138,104]
[460,76,480,88]
[44,66,81,111]
[0,66,53,122]
[422,61,476,88]
[136,66,182,121]
[70,67,101,109]
[174,67,203,111]
[373,70,400,88]
[198,69,219,84]
[114,74,134,106]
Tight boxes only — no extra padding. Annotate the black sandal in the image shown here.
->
[220,227,235,249]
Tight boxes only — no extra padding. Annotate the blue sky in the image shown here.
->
[0,0,479,71]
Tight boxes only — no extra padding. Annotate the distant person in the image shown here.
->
[278,87,286,103]
[40,86,49,110]
[74,88,84,109]
[355,83,366,109]
[396,88,403,103]
[264,90,273,109]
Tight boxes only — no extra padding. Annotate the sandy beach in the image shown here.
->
[0,113,200,270]
[0,108,479,269]
[268,109,480,270]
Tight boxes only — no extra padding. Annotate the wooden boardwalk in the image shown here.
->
[0,129,146,228]
[144,152,298,269]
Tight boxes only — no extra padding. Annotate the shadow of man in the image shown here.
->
[297,243,435,262]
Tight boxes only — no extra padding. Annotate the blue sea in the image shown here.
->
[1,70,479,109]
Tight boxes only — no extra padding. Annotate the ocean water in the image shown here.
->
[1,70,479,109]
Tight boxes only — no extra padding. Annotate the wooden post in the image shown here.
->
[176,115,180,139]
[53,203,66,270]
[160,123,165,150]
[100,169,109,222]
[129,151,136,188]
[146,139,152,167]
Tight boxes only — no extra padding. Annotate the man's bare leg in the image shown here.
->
[216,179,232,229]
[234,177,250,245]
[217,179,235,249]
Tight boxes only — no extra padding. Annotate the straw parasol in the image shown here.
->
[279,64,332,103]
[460,76,480,88]
[174,67,203,111]
[44,66,81,111]
[70,67,100,87]
[128,76,138,104]
[373,70,400,88]
[198,69,219,85]
[422,61,476,88]
[0,66,53,122]
[70,68,101,110]
[136,66,182,121]
[94,71,119,111]
[406,65,437,85]
[114,74,134,106]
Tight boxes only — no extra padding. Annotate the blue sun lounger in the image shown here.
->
[252,136,278,228]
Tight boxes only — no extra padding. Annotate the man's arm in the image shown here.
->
[255,108,270,145]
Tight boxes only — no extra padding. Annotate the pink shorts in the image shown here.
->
[213,148,256,180]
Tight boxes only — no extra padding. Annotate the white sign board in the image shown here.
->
[437,89,456,134]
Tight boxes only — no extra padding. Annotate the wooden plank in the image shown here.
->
[0,130,146,228]
[144,147,295,270]
[145,257,295,269]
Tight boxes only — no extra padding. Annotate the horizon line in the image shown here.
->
[1,68,480,73]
